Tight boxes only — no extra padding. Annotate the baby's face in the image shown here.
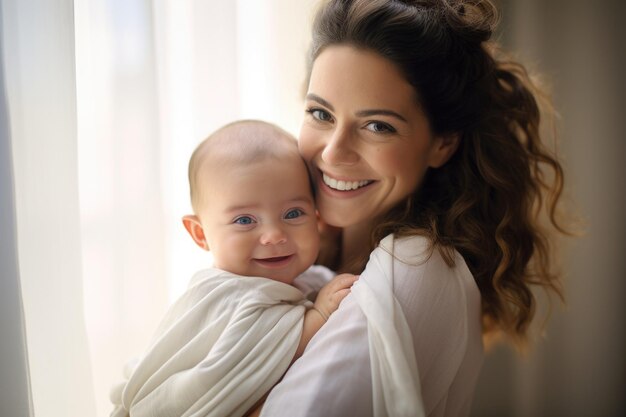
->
[197,154,319,284]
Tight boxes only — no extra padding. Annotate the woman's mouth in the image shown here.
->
[322,172,373,191]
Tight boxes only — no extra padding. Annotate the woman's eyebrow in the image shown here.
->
[306,93,335,111]
[355,109,408,123]
[306,93,407,123]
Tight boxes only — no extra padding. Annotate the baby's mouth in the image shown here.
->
[322,172,373,191]
[253,255,294,268]
[259,255,291,263]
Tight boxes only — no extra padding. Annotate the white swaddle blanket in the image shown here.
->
[110,268,313,417]
[351,235,426,417]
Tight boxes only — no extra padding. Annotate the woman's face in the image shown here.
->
[299,45,452,228]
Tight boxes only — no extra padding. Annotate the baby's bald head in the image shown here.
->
[188,120,304,214]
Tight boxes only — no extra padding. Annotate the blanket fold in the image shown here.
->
[110,268,311,417]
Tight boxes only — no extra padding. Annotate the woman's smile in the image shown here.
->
[321,172,373,191]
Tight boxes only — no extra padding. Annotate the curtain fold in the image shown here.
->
[1,0,96,416]
[0,3,32,416]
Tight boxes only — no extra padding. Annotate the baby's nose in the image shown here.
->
[259,225,287,245]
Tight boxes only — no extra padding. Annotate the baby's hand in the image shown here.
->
[313,273,359,322]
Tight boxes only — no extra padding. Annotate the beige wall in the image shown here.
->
[471,1,625,416]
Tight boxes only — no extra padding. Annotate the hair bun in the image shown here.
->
[439,0,498,43]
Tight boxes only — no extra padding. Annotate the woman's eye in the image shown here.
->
[234,216,255,225]
[365,121,396,133]
[284,208,304,220]
[307,108,333,122]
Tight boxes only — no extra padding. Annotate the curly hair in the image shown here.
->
[309,0,568,348]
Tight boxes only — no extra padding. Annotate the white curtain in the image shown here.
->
[0,3,32,416]
[2,0,96,416]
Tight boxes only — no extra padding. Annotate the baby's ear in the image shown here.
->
[182,215,209,251]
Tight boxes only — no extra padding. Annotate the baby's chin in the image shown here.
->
[235,269,295,286]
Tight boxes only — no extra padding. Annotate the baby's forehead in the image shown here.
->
[196,150,314,211]
[208,158,294,185]
[201,123,298,162]
[198,141,301,173]
[195,139,309,193]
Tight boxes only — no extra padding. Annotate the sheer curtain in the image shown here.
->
[1,0,96,416]
[2,0,316,416]
[0,3,32,416]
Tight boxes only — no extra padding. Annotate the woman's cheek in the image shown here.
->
[298,127,319,164]
[371,147,404,174]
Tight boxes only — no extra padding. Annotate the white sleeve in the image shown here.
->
[260,291,373,417]
[261,235,483,417]
[389,237,483,416]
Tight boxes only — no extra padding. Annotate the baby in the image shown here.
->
[110,120,356,417]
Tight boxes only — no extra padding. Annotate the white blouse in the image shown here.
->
[261,234,483,417]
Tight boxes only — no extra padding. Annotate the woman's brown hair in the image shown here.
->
[310,0,568,349]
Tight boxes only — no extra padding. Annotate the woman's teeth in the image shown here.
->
[323,173,371,191]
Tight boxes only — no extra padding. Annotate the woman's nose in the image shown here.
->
[259,225,287,245]
[320,127,359,166]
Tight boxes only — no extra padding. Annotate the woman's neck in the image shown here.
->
[339,222,374,274]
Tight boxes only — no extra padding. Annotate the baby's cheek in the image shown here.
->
[302,229,321,264]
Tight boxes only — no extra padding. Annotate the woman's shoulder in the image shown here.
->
[376,233,435,265]
[373,234,474,288]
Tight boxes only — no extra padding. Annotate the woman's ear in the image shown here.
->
[182,215,209,251]
[428,133,460,168]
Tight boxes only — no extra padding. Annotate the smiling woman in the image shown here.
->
[301,46,459,232]
[259,0,574,416]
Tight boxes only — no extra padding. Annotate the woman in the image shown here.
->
[259,0,566,416]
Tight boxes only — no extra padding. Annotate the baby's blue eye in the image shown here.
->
[234,216,254,225]
[284,208,304,220]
